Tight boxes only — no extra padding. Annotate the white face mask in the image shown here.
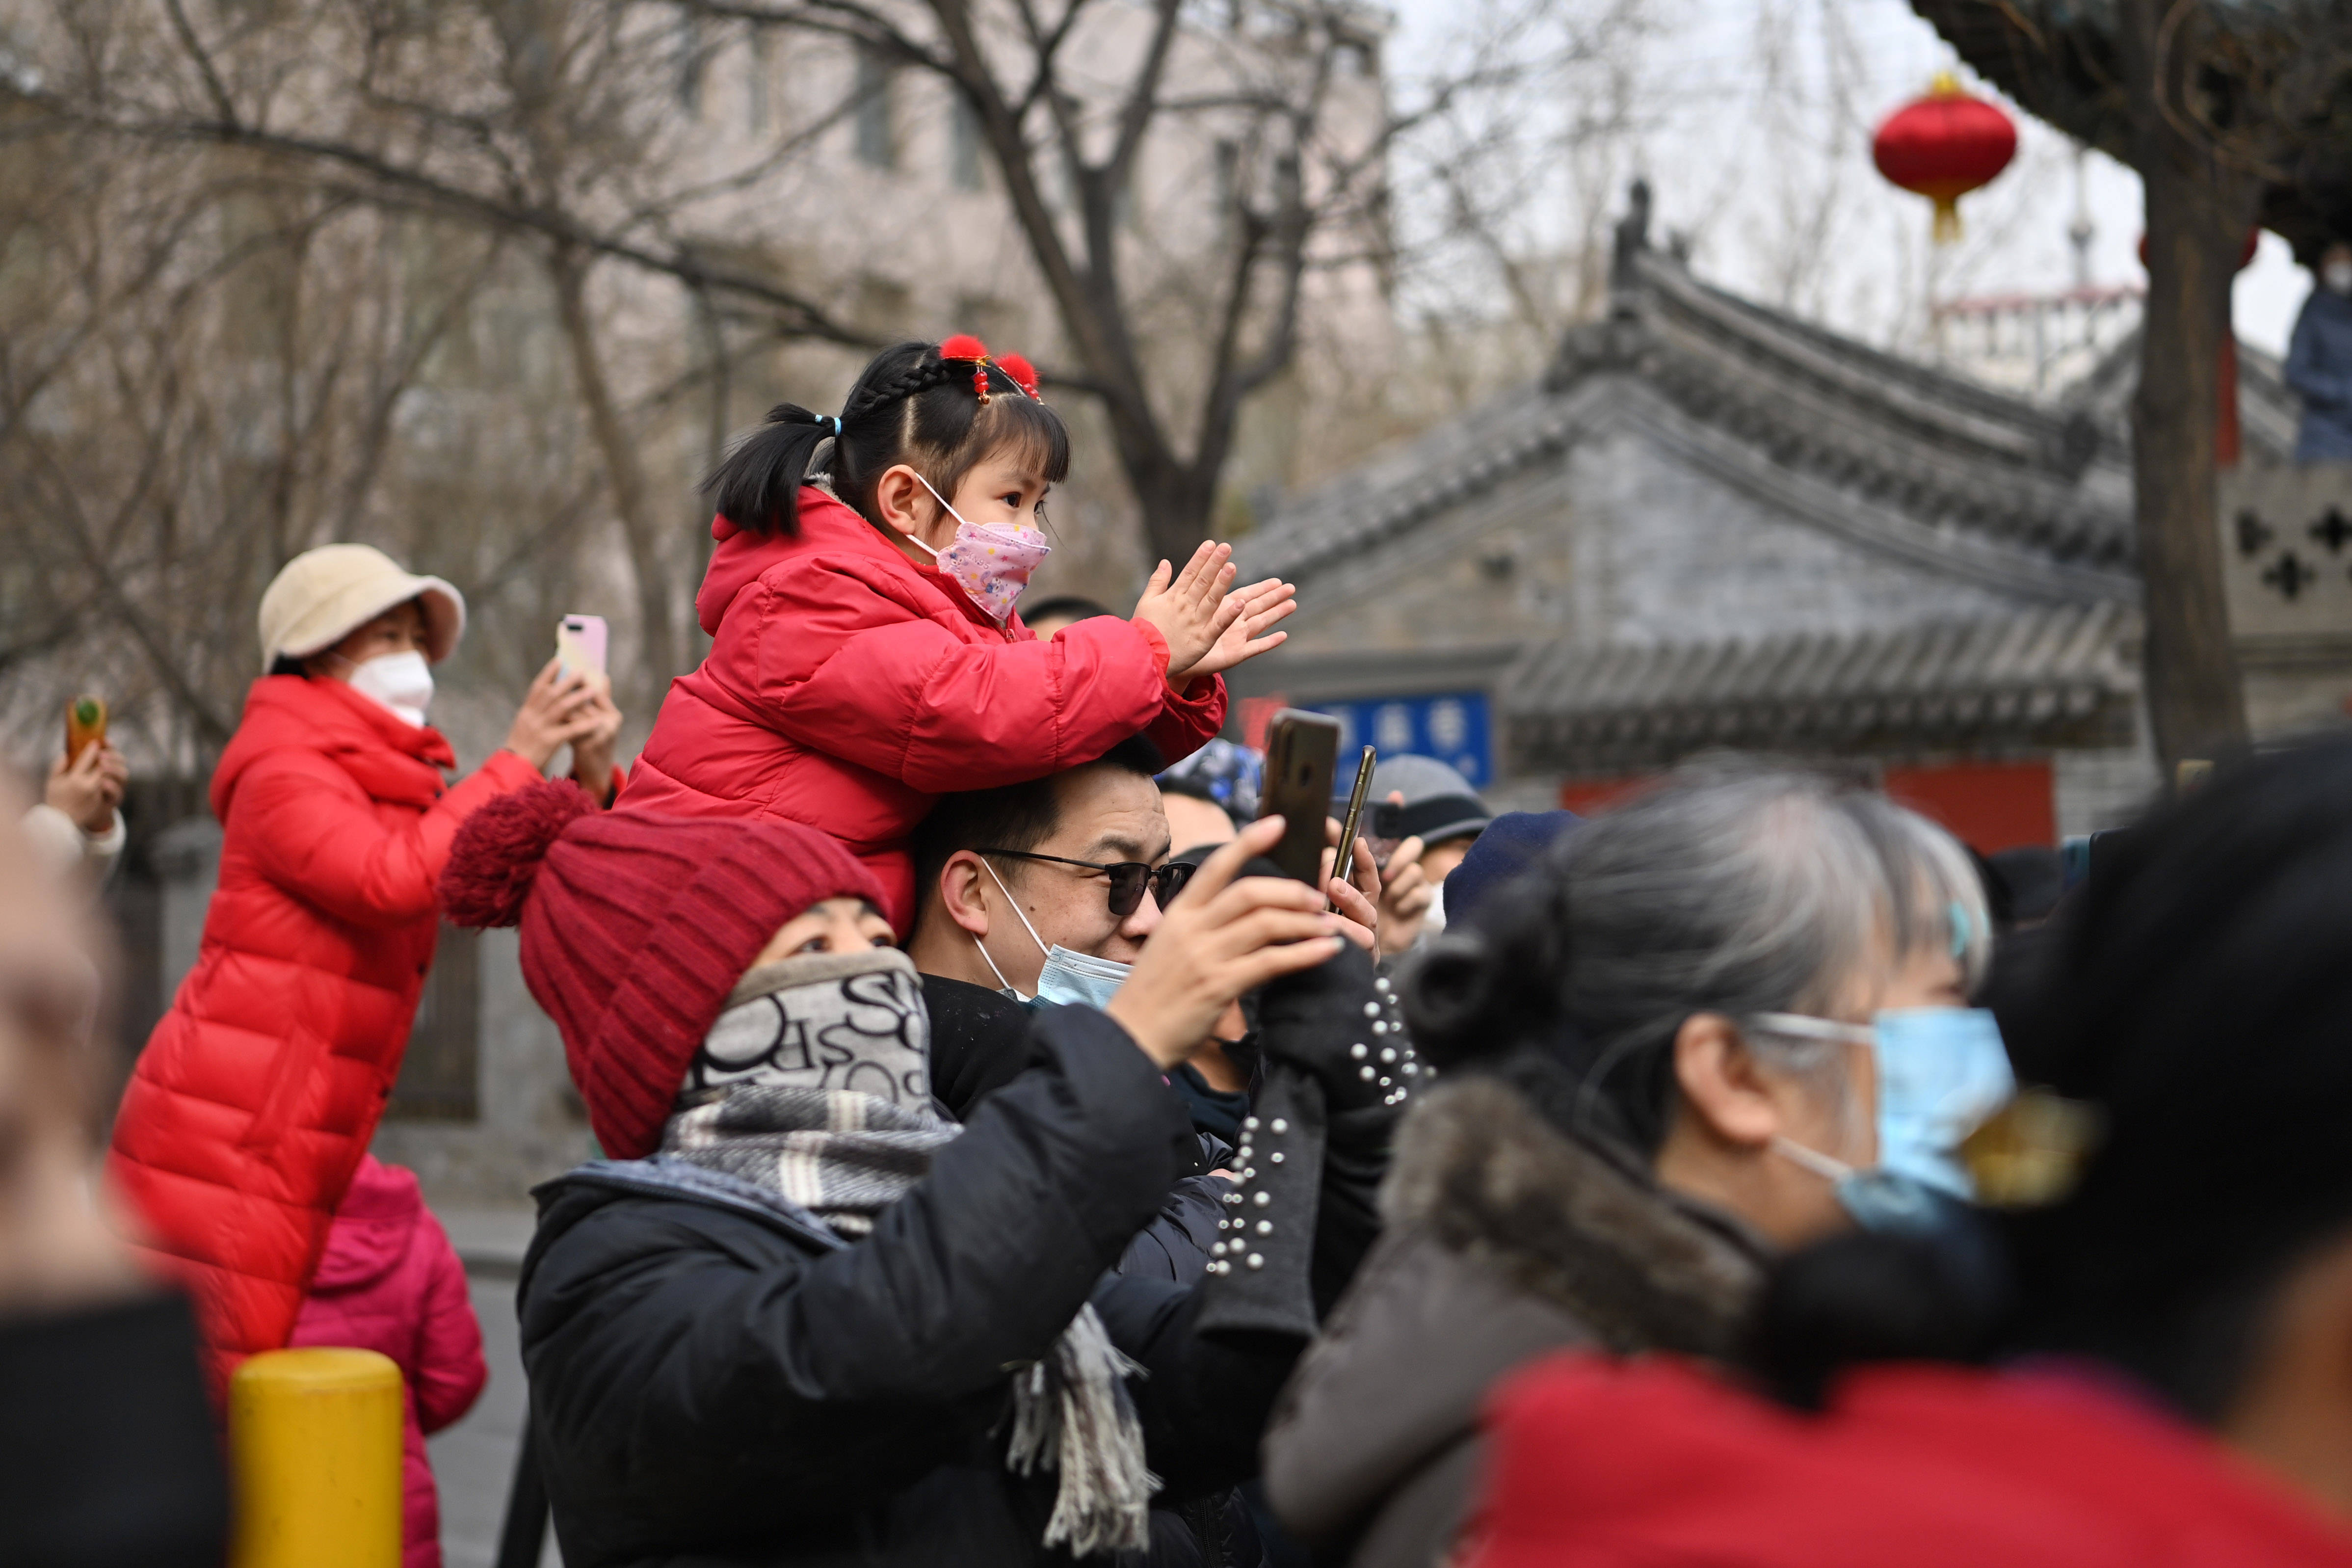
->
[969,859,1131,1010]
[2326,260,2352,297]
[344,649,434,727]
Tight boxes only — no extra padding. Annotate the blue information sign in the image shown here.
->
[1302,691,1493,790]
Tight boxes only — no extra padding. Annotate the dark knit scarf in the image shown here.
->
[660,947,1156,1555]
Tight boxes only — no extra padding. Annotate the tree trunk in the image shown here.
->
[1130,459,1219,569]
[2121,0,2255,771]
[548,246,678,708]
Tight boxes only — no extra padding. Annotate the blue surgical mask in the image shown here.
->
[1759,1006,2014,1233]
[1771,1137,1957,1235]
[970,861,1132,1012]
[1871,1008,2014,1197]
[1034,947,1133,1011]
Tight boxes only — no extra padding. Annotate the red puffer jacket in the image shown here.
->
[1471,1353,2352,1568]
[108,675,544,1387]
[291,1155,487,1568]
[619,489,1227,929]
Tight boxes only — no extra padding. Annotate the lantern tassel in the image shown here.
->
[1932,197,1962,245]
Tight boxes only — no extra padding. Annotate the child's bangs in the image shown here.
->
[971,394,1071,485]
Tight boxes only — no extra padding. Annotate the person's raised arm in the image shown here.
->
[502,659,609,786]
[1106,816,1347,1069]
[746,562,1207,792]
[44,745,125,841]
[243,663,610,927]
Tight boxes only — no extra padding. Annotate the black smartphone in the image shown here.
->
[1257,710,1342,884]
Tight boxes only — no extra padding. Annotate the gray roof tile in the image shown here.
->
[1240,241,2255,597]
[1504,603,2139,773]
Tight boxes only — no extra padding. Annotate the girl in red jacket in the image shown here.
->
[108,543,621,1388]
[290,1155,486,1568]
[619,335,1294,929]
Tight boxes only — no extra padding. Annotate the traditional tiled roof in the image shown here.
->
[1505,602,2140,774]
[1242,216,2146,602]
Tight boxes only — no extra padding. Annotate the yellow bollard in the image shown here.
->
[229,1346,404,1568]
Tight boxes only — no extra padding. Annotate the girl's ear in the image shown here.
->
[870,460,950,552]
[872,464,934,540]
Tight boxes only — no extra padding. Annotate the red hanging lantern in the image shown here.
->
[1873,73,2017,244]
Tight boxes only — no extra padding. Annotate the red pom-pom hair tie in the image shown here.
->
[996,353,1040,399]
[438,779,599,928]
[939,333,1038,404]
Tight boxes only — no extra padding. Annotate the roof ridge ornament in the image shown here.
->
[1609,178,1652,308]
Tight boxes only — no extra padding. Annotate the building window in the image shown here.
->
[388,923,480,1121]
[950,93,984,191]
[854,47,897,170]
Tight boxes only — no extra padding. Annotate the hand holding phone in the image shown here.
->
[65,696,106,765]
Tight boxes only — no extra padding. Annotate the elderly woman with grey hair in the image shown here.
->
[1260,760,2001,1568]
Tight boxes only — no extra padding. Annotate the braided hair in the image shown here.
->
[703,340,1069,537]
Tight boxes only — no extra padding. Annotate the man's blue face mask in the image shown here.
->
[970,860,1133,1012]
[1755,1008,2015,1235]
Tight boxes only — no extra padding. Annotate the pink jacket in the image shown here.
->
[619,489,1227,929]
[290,1155,487,1568]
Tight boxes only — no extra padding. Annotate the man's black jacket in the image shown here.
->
[517,999,1367,1568]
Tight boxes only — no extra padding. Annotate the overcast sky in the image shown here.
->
[1386,0,2310,361]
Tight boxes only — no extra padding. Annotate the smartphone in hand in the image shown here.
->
[1332,745,1378,889]
[1257,710,1341,885]
[65,696,106,764]
[556,614,608,680]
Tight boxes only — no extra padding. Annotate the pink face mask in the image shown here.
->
[908,474,1052,624]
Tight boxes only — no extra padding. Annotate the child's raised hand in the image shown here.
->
[1187,577,1295,677]
[1132,541,1239,687]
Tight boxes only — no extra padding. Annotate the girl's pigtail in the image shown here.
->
[700,403,841,537]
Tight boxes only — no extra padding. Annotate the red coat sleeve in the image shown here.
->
[739,560,1183,793]
[239,748,545,928]
[409,1210,488,1435]
[1145,664,1228,768]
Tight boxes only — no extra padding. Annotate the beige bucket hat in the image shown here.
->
[257,544,467,671]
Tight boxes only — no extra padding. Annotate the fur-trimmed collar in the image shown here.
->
[1381,1070,1768,1357]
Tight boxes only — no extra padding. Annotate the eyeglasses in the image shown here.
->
[978,849,1195,918]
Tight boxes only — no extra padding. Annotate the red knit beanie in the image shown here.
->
[440,783,886,1158]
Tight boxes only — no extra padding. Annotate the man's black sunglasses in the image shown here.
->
[978,849,1196,918]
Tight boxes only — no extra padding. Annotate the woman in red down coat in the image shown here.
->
[108,544,621,1387]
[291,1154,486,1568]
